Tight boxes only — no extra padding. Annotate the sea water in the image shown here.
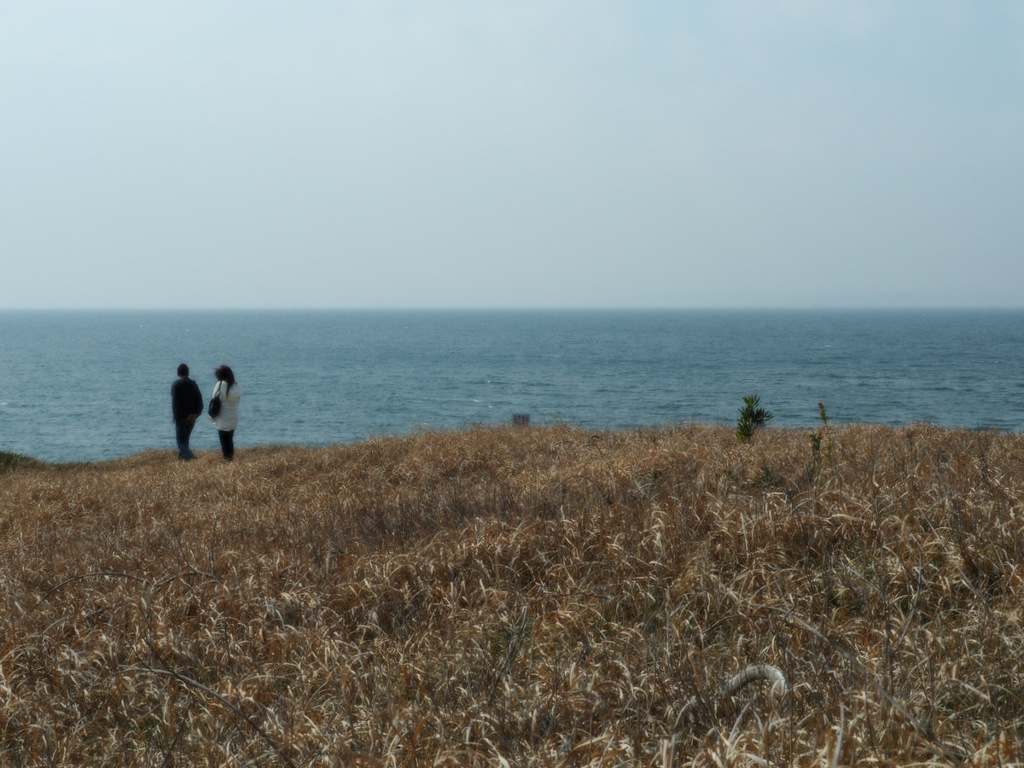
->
[1,309,1022,463]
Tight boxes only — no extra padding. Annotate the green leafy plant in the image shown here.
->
[809,401,834,465]
[736,394,773,442]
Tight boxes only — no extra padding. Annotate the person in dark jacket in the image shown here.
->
[171,363,204,460]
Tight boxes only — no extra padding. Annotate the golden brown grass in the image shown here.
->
[1,423,1023,766]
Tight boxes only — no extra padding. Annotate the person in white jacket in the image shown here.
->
[210,365,242,460]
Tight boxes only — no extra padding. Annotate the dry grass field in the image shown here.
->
[1,423,1023,766]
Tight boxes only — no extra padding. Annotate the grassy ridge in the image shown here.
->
[0,424,1022,766]
[0,451,43,474]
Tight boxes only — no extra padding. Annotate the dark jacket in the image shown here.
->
[171,376,203,422]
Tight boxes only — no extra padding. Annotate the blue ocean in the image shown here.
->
[1,310,1022,463]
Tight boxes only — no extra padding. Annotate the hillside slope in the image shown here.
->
[1,424,1021,765]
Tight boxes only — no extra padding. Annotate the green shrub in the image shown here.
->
[0,451,42,473]
[736,394,773,442]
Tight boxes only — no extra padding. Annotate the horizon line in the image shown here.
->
[1,305,1023,313]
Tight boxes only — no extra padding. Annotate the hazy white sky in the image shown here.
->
[2,1,1022,309]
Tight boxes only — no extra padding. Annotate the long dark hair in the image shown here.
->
[214,365,236,389]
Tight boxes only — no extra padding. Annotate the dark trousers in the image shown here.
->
[217,429,235,460]
[175,419,196,460]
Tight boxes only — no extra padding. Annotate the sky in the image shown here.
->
[2,1,1023,310]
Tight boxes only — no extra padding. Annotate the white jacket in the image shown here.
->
[211,381,241,431]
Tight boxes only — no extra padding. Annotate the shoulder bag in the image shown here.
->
[208,382,223,418]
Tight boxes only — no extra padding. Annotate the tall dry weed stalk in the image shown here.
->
[0,424,1022,765]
